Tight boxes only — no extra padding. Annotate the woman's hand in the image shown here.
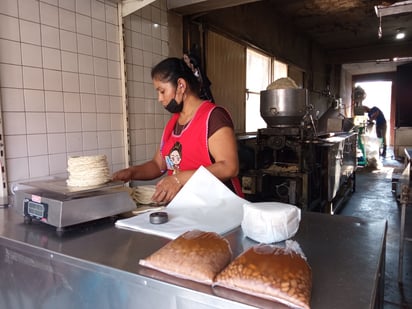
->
[151,175,183,204]
[112,168,133,182]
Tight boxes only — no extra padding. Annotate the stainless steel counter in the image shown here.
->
[0,206,386,309]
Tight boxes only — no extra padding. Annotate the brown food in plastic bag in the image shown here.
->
[139,230,232,284]
[214,244,312,309]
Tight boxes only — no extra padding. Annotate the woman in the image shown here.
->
[112,57,243,203]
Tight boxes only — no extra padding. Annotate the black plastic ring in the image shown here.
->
[149,211,168,224]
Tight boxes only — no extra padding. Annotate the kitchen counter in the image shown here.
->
[0,206,385,309]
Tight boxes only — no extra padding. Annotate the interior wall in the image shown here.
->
[206,31,246,133]
[184,2,334,127]
[0,0,123,190]
[123,0,180,169]
[340,68,354,117]
[0,0,179,192]
[193,2,326,81]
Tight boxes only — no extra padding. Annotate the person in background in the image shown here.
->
[112,57,243,203]
[364,106,387,157]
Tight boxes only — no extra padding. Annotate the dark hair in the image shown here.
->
[151,57,200,95]
[185,52,215,103]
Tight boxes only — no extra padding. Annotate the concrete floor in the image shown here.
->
[338,151,412,308]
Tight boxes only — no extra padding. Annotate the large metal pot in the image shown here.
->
[260,88,308,127]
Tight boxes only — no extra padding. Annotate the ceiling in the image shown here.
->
[168,0,412,75]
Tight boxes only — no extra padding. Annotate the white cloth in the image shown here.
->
[115,166,247,239]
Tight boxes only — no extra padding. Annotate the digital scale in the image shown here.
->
[14,179,136,235]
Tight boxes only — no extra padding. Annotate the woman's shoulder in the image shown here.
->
[208,105,234,137]
[210,105,231,120]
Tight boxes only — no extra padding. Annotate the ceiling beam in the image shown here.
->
[167,0,263,15]
[120,0,157,17]
[375,1,412,17]
[327,41,412,64]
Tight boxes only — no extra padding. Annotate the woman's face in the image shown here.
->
[153,79,176,108]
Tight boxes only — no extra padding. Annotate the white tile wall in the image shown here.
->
[48,153,67,176]
[5,135,28,158]
[60,29,77,52]
[76,0,91,16]
[40,2,59,27]
[4,112,26,135]
[1,88,24,111]
[77,34,92,54]
[45,92,64,111]
[46,112,65,132]
[0,0,19,17]
[82,113,97,131]
[0,39,22,65]
[42,47,62,70]
[96,94,110,112]
[26,112,47,134]
[65,113,82,132]
[0,15,20,41]
[58,0,75,12]
[7,158,29,182]
[61,51,78,72]
[83,131,98,150]
[41,25,60,49]
[66,132,82,152]
[23,67,44,89]
[28,155,49,178]
[0,0,170,192]
[97,131,111,148]
[0,64,23,88]
[44,69,62,91]
[20,20,41,45]
[27,134,48,156]
[59,8,76,32]
[24,89,45,111]
[62,71,79,92]
[80,93,96,112]
[47,133,66,154]
[63,93,81,112]
[124,2,169,167]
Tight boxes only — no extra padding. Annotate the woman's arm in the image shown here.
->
[112,149,166,182]
[206,126,239,180]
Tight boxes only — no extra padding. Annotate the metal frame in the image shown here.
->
[398,157,412,283]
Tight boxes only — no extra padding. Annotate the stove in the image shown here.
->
[238,87,356,213]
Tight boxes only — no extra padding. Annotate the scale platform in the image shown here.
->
[14,179,137,234]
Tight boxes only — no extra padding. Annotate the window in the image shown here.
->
[273,60,288,81]
[245,48,288,132]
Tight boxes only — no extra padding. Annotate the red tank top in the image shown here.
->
[161,101,215,174]
[160,101,244,197]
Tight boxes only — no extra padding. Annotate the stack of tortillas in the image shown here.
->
[67,155,110,187]
[132,185,156,205]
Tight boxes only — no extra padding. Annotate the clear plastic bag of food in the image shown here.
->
[139,230,232,284]
[214,240,312,309]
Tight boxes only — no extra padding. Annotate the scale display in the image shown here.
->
[24,199,48,220]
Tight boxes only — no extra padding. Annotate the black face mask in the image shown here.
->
[165,98,183,113]
[165,97,183,113]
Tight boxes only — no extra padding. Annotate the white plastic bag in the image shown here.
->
[241,202,301,243]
